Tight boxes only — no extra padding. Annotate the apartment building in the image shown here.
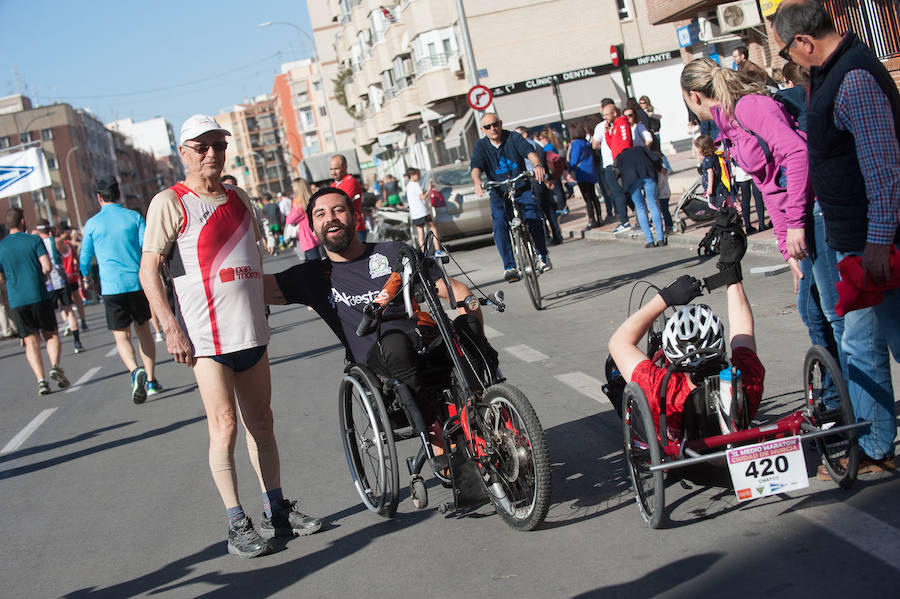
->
[273,59,334,175]
[107,116,184,180]
[308,0,685,175]
[217,95,292,198]
[0,96,95,228]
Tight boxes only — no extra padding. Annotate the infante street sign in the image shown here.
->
[490,50,679,98]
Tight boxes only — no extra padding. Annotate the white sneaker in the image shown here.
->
[154,332,164,343]
[539,256,553,273]
[612,223,632,234]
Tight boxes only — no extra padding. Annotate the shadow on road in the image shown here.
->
[269,343,344,367]
[63,503,431,598]
[0,416,205,481]
[573,553,725,598]
[0,420,135,465]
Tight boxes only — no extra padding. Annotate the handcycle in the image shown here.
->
[338,233,552,530]
[482,171,545,311]
[605,281,871,529]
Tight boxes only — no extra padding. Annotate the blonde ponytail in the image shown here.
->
[680,57,767,119]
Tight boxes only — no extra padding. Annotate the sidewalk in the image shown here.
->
[556,150,784,259]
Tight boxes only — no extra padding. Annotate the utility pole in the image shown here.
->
[455,0,480,87]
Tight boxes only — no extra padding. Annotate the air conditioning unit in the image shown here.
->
[697,16,721,42]
[717,0,762,33]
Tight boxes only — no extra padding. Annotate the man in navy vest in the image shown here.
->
[776,0,899,474]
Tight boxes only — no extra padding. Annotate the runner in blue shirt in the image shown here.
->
[0,208,70,395]
[80,177,161,403]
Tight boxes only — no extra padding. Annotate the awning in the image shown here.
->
[444,109,475,149]
[298,149,361,183]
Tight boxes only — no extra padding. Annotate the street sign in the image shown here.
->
[610,45,619,67]
[466,85,493,111]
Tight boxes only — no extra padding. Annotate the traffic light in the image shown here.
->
[235,156,243,166]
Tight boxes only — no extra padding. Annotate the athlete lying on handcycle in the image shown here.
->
[264,187,499,448]
[607,209,765,442]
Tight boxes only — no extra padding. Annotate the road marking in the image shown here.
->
[105,347,118,357]
[555,372,611,410]
[502,344,547,363]
[482,325,503,339]
[1,408,58,455]
[65,366,102,393]
[798,502,900,572]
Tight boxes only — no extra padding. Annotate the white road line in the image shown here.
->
[1,408,58,455]
[555,372,611,410]
[65,366,102,394]
[798,502,900,572]
[482,325,503,339]
[105,347,118,357]
[502,344,548,363]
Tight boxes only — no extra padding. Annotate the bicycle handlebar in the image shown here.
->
[481,170,533,193]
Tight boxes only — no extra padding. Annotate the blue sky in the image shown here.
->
[0,0,314,131]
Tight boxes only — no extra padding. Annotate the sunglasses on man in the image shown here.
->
[482,121,502,130]
[184,141,228,154]
[779,35,799,61]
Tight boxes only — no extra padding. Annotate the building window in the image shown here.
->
[304,131,321,155]
[0,137,9,149]
[412,28,458,73]
[53,186,66,201]
[10,196,22,208]
[313,80,322,92]
[19,132,30,144]
[616,0,632,21]
[41,128,53,141]
[299,108,316,131]
[318,106,327,117]
[47,156,58,170]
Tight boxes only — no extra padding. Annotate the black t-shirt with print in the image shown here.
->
[274,241,438,362]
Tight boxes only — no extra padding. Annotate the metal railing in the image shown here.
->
[824,0,900,61]
[414,52,451,73]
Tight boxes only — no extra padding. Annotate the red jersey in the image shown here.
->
[631,346,765,440]
[605,116,633,161]
[335,174,365,232]
[59,240,79,282]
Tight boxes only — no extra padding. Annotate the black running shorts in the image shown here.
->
[12,300,58,338]
[103,290,152,330]
[49,288,72,309]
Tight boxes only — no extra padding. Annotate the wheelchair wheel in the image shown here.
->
[623,383,666,528]
[339,365,400,517]
[476,383,551,531]
[804,345,858,488]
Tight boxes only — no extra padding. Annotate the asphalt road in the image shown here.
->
[1,236,898,598]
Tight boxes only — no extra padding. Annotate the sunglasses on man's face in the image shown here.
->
[779,35,798,61]
[184,141,228,154]
[482,121,502,130]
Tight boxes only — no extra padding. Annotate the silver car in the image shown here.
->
[425,164,491,239]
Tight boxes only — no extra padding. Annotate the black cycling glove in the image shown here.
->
[659,275,703,307]
[715,207,747,270]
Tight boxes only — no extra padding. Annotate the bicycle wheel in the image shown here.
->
[339,365,400,517]
[804,345,858,488]
[515,228,543,310]
[623,382,666,528]
[476,383,551,530]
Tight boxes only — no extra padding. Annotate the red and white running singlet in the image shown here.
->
[167,183,269,356]
[59,241,79,283]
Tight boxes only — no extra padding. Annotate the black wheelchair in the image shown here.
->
[338,236,552,530]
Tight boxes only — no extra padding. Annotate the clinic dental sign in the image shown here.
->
[490,51,677,97]
[467,85,493,111]
[0,147,52,200]
[726,436,809,502]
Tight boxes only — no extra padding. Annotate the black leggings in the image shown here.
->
[577,182,602,226]
[736,180,766,230]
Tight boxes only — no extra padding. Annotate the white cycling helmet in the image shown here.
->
[662,304,725,367]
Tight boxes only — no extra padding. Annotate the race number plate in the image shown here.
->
[726,436,809,502]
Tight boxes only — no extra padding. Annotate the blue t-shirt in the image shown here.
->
[0,232,49,308]
[568,138,598,184]
[79,203,146,295]
[700,155,724,194]
[470,130,536,194]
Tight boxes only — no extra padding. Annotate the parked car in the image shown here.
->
[424,164,491,239]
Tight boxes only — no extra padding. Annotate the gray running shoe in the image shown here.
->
[38,379,51,395]
[49,366,70,388]
[131,367,147,404]
[73,340,83,354]
[227,516,272,558]
[260,499,324,538]
[504,268,521,283]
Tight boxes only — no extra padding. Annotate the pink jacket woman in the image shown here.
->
[286,206,321,253]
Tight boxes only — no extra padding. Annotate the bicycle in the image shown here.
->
[338,233,552,530]
[482,171,545,311]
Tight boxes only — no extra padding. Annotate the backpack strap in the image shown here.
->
[732,112,773,165]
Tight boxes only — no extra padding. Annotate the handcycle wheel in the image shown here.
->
[515,229,543,311]
[476,383,551,530]
[623,382,666,528]
[339,365,400,517]
[804,345,858,488]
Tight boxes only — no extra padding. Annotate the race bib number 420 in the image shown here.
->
[726,436,809,502]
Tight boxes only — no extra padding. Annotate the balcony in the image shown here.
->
[647,0,721,24]
[414,52,451,74]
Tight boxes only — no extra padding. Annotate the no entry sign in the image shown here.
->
[467,85,493,111]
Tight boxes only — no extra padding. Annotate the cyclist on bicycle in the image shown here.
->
[470,113,551,283]
[264,187,499,436]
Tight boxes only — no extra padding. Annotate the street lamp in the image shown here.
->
[13,110,57,145]
[65,146,83,229]
[258,20,339,154]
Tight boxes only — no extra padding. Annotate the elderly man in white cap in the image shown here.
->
[139,115,323,559]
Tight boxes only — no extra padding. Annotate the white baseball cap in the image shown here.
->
[179,114,231,145]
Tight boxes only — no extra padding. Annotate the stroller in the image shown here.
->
[672,151,734,234]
